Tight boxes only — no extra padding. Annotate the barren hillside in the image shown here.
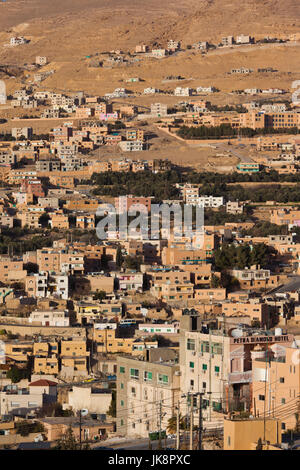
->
[0,0,299,95]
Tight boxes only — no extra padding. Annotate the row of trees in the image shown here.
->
[92,170,182,200]
[197,182,300,204]
[177,125,299,139]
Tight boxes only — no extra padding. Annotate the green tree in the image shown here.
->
[54,426,79,450]
[7,365,25,383]
[107,389,116,418]
[116,246,123,269]
[93,290,106,301]
[211,274,221,288]
[167,413,187,433]
[123,255,143,271]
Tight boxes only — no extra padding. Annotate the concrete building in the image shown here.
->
[116,349,180,437]
[118,140,144,152]
[224,417,281,450]
[66,386,112,415]
[29,309,70,327]
[150,103,168,117]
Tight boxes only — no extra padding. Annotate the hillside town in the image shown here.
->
[0,0,299,454]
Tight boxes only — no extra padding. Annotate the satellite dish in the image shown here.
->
[80,409,89,416]
[231,328,243,338]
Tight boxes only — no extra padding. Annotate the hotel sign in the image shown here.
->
[231,335,291,345]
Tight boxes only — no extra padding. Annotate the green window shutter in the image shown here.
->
[189,362,194,368]
[120,400,124,406]
[120,383,124,389]
[120,366,125,373]
[202,364,207,370]
[163,375,169,383]
[215,366,220,373]
[148,372,152,380]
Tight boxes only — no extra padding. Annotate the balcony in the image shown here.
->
[228,370,252,384]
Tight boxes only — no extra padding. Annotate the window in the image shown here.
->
[202,364,207,371]
[120,383,124,389]
[215,366,220,373]
[189,362,194,369]
[144,371,152,382]
[187,339,195,351]
[279,377,284,383]
[158,374,169,385]
[202,382,206,389]
[281,398,285,404]
[259,395,265,401]
[130,368,139,380]
[120,400,124,407]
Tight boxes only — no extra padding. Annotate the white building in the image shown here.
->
[196,86,216,93]
[150,103,168,117]
[138,323,179,334]
[117,273,143,291]
[29,309,70,326]
[197,196,224,208]
[151,49,167,58]
[36,56,47,66]
[65,386,112,415]
[10,36,27,47]
[174,87,192,97]
[143,88,159,94]
[118,140,144,152]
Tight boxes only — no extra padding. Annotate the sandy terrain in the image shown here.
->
[0,0,298,171]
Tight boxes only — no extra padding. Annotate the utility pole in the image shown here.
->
[198,393,204,450]
[79,410,82,450]
[176,402,180,450]
[208,326,212,422]
[158,400,162,450]
[189,396,194,451]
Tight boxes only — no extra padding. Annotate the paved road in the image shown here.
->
[93,437,176,451]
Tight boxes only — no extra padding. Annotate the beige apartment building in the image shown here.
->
[194,288,226,302]
[180,314,295,417]
[49,211,69,229]
[154,281,194,302]
[4,340,33,365]
[33,340,59,375]
[0,257,27,284]
[93,326,157,355]
[224,417,281,450]
[117,350,180,438]
[252,344,300,431]
[180,315,231,418]
[60,339,89,373]
[221,301,271,327]
[65,386,112,415]
[146,269,191,287]
[34,355,59,375]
